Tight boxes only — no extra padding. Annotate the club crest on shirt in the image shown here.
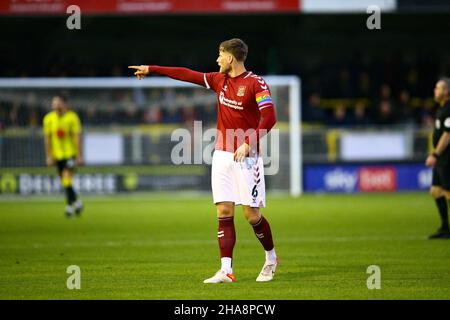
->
[57,128,65,138]
[237,86,246,97]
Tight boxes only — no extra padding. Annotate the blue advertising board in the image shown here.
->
[304,163,432,193]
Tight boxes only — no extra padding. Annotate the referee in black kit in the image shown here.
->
[425,78,450,239]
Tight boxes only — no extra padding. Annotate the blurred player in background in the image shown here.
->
[425,78,450,239]
[129,38,278,283]
[43,94,83,218]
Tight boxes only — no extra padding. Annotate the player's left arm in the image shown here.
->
[234,82,277,162]
[74,133,82,165]
[72,113,83,166]
[43,115,54,166]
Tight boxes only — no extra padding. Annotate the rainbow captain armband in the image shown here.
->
[255,90,273,108]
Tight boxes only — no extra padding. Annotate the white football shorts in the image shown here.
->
[211,150,266,208]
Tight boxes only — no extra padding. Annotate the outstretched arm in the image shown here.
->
[128,65,205,87]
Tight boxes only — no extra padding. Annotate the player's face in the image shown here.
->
[51,97,64,114]
[216,49,232,74]
[434,81,449,103]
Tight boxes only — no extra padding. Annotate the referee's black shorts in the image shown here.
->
[432,165,450,191]
[55,157,76,176]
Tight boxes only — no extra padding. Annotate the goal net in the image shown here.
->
[0,76,301,196]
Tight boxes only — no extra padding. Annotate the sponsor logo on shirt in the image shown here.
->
[57,128,65,138]
[219,91,243,110]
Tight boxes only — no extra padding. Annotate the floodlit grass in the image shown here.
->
[0,193,449,299]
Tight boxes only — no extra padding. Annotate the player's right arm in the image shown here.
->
[43,115,53,166]
[426,110,450,167]
[128,65,216,89]
[44,135,53,166]
[425,119,450,167]
[426,132,450,167]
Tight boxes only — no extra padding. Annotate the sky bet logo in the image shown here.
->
[323,167,396,192]
[418,169,432,189]
[359,167,396,192]
[324,169,358,192]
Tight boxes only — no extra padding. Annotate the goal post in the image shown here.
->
[0,76,302,196]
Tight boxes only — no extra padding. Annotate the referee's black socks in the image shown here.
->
[65,186,77,205]
[435,196,449,230]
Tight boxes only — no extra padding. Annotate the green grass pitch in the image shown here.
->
[0,192,449,299]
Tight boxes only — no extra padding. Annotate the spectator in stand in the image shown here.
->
[28,109,39,128]
[85,103,98,125]
[9,102,21,127]
[337,67,354,98]
[375,100,397,125]
[181,104,197,127]
[163,104,182,123]
[102,105,117,125]
[356,72,371,97]
[200,103,216,125]
[143,103,163,124]
[303,93,325,123]
[327,103,350,127]
[117,93,139,124]
[0,102,6,130]
[351,101,370,127]
[398,89,415,125]
[122,101,139,124]
[380,83,392,101]
[418,99,436,127]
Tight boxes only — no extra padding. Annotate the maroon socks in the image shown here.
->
[251,215,274,251]
[218,216,236,258]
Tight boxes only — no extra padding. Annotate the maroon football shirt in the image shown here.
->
[204,71,274,152]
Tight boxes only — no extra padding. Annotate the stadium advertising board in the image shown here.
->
[340,132,411,161]
[3,0,418,14]
[0,170,209,195]
[0,0,300,14]
[304,163,431,193]
[359,167,397,192]
[302,0,397,13]
[0,173,118,195]
[84,133,124,165]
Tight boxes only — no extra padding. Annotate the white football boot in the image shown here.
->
[74,200,83,216]
[203,270,236,284]
[65,205,75,218]
[256,258,279,282]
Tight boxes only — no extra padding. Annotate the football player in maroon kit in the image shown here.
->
[129,38,278,283]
